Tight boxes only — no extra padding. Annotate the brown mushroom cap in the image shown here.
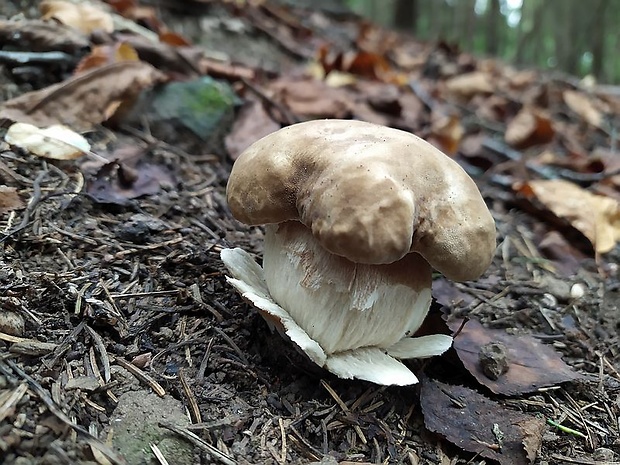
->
[227,119,496,281]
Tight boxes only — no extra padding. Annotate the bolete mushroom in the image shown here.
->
[220,119,496,385]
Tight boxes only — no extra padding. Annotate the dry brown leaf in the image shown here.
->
[519,417,546,463]
[75,42,140,74]
[447,319,580,395]
[0,61,166,131]
[444,71,494,98]
[518,179,620,254]
[563,90,603,128]
[429,113,463,155]
[224,100,280,160]
[0,19,90,53]
[421,377,545,465]
[0,186,25,214]
[40,0,114,34]
[268,77,351,120]
[505,107,554,148]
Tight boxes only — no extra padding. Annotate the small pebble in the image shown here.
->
[570,283,585,299]
[593,447,615,461]
[0,311,25,336]
[479,341,510,380]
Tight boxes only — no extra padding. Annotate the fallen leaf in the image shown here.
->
[159,31,191,47]
[421,377,545,465]
[563,90,603,128]
[444,71,494,98]
[0,61,166,130]
[318,44,391,81]
[0,19,90,53]
[505,107,555,149]
[40,0,114,34]
[268,77,351,120]
[74,42,140,74]
[520,417,546,463]
[538,230,588,276]
[86,156,175,205]
[429,113,463,155]
[5,122,90,160]
[224,100,280,160]
[517,179,620,254]
[447,319,580,395]
[0,186,25,214]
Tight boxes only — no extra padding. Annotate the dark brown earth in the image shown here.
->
[1,2,620,465]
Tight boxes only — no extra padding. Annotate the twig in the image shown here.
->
[150,443,170,465]
[113,356,166,397]
[482,137,620,184]
[213,326,249,366]
[159,421,237,465]
[0,360,127,465]
[320,380,367,445]
[240,76,298,126]
[179,368,201,423]
[86,325,111,383]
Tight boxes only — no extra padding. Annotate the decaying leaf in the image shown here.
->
[444,71,494,98]
[5,122,90,160]
[0,19,90,53]
[0,61,166,130]
[0,186,25,214]
[224,100,280,160]
[319,44,392,81]
[517,179,620,254]
[448,319,580,395]
[562,90,604,128]
[428,113,463,155]
[86,153,175,205]
[505,107,554,148]
[268,77,350,120]
[40,0,114,34]
[74,42,140,74]
[421,377,545,465]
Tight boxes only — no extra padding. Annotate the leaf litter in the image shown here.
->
[1,0,620,464]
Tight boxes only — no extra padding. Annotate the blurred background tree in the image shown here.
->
[346,0,619,84]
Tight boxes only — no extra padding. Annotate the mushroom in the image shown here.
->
[220,119,496,385]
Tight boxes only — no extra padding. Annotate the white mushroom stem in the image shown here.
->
[263,221,436,354]
[220,221,454,385]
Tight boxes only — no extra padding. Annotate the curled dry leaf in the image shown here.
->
[448,319,580,395]
[0,61,166,131]
[429,113,464,155]
[74,42,139,74]
[0,19,90,53]
[517,179,620,254]
[268,76,351,120]
[5,122,90,160]
[87,159,175,205]
[444,71,494,98]
[40,0,114,34]
[421,377,545,465]
[505,107,554,149]
[0,186,25,214]
[562,90,604,128]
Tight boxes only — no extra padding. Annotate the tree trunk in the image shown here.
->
[393,0,417,33]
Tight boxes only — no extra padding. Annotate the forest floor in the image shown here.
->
[1,1,620,465]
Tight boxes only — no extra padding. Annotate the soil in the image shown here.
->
[1,2,620,465]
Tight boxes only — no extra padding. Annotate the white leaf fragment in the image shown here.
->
[5,122,91,160]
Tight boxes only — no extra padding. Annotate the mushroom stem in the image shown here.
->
[262,221,434,355]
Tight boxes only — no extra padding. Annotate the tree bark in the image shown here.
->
[393,0,417,33]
